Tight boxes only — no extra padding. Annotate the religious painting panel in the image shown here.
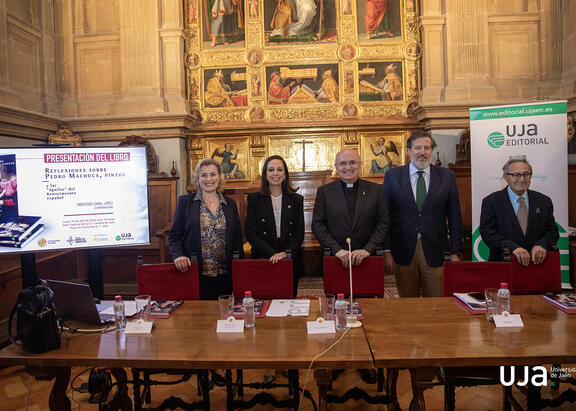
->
[201,0,245,48]
[359,131,406,176]
[357,0,402,41]
[265,64,339,105]
[357,61,404,102]
[206,137,250,180]
[267,134,341,173]
[263,0,338,44]
[203,67,248,108]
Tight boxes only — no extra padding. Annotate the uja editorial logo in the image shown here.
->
[487,132,505,148]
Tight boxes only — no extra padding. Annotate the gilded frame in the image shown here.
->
[205,137,251,181]
[359,131,407,177]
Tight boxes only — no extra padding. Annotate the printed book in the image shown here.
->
[233,299,270,318]
[453,292,486,315]
[0,224,44,248]
[149,300,184,319]
[0,215,42,241]
[542,293,576,314]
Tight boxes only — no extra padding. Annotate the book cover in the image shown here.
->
[0,224,44,248]
[0,154,18,220]
[0,215,42,241]
[542,293,576,314]
[149,300,184,319]
[453,292,486,315]
[233,299,270,318]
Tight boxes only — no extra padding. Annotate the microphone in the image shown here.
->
[346,237,362,328]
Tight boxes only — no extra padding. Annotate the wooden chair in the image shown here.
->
[323,250,386,297]
[509,251,561,294]
[443,260,511,297]
[232,257,293,300]
[132,256,209,410]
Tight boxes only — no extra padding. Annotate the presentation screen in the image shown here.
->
[0,147,150,254]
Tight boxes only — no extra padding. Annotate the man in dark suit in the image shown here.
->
[312,148,388,384]
[479,158,558,266]
[383,131,462,297]
[312,149,389,268]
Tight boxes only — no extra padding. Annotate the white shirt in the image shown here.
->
[271,194,282,238]
[409,162,430,201]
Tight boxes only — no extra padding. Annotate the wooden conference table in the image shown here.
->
[1,296,576,410]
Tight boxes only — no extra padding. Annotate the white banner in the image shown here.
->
[470,101,569,284]
[0,147,149,253]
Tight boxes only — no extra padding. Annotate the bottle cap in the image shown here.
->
[337,293,344,299]
[114,295,122,301]
[500,282,508,288]
[244,291,252,297]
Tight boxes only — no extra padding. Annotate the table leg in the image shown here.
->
[315,368,331,411]
[409,367,436,411]
[100,368,132,411]
[25,366,71,411]
[386,368,401,411]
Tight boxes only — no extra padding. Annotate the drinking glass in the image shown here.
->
[318,294,335,320]
[484,288,498,321]
[218,295,235,320]
[135,295,152,322]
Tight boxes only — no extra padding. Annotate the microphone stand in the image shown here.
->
[347,238,362,328]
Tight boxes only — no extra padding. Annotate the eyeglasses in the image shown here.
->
[507,172,532,180]
[336,160,360,167]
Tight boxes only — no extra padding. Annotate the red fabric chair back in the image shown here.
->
[136,262,199,300]
[443,261,511,297]
[232,259,293,300]
[323,256,385,297]
[510,251,561,294]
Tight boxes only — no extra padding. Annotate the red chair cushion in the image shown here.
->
[443,261,511,297]
[137,263,199,300]
[510,251,561,294]
[232,259,293,300]
[323,256,385,297]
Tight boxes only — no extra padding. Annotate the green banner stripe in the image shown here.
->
[561,254,570,265]
[470,102,567,121]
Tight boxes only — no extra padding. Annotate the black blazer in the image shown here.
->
[311,179,389,255]
[479,187,559,261]
[168,193,244,277]
[383,164,463,267]
[245,191,305,259]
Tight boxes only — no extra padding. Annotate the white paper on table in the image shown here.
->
[99,301,138,317]
[493,313,524,328]
[307,318,336,334]
[266,299,310,317]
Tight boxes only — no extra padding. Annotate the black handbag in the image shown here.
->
[8,279,62,353]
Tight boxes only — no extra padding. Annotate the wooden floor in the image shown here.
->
[2,275,576,410]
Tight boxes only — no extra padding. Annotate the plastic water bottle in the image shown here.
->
[243,291,255,328]
[334,293,348,331]
[496,282,511,315]
[113,295,126,331]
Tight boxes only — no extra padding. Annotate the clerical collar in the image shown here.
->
[340,180,358,189]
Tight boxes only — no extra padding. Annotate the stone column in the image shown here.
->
[54,0,77,116]
[41,0,58,115]
[117,0,164,113]
[419,0,446,105]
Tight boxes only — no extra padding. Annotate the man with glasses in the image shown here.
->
[479,157,558,265]
[313,149,389,268]
[383,131,463,297]
[312,148,388,384]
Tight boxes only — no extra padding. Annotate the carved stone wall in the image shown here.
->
[419,0,576,128]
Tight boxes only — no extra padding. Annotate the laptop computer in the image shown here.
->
[47,279,135,325]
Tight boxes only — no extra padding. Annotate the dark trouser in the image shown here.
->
[199,274,232,300]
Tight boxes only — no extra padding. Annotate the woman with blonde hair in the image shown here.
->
[169,158,244,300]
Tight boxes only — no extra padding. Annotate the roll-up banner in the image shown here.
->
[470,101,569,286]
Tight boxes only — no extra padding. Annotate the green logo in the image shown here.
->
[487,132,505,148]
[115,235,121,241]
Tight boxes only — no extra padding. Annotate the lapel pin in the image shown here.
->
[362,191,366,196]
[288,205,291,208]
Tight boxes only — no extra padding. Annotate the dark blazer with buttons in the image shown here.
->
[479,187,559,261]
[312,179,389,255]
[168,192,245,277]
[383,164,463,267]
[245,191,305,265]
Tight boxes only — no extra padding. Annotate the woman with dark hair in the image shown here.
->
[169,158,244,300]
[245,155,304,297]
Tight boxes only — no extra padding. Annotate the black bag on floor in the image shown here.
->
[8,279,61,353]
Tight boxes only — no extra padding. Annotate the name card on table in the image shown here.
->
[493,312,524,328]
[217,317,245,333]
[124,320,154,334]
[307,317,336,334]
